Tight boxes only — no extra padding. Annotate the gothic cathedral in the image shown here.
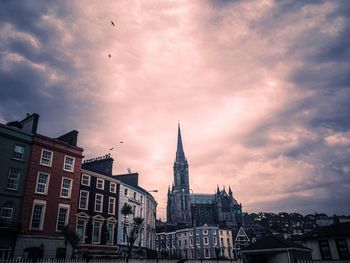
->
[166,124,243,229]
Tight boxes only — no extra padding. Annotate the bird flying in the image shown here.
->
[109,54,111,58]
[109,147,114,150]
[111,21,115,26]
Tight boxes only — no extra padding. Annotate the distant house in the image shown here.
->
[241,235,312,263]
[295,222,350,262]
[233,226,251,260]
[156,225,233,260]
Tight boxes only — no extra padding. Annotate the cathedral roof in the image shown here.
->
[191,194,215,204]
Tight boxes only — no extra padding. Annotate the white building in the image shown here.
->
[116,173,157,258]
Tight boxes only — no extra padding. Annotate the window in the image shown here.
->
[172,240,175,247]
[13,145,24,160]
[60,178,72,198]
[35,172,49,194]
[110,182,116,193]
[203,229,208,235]
[190,238,193,246]
[184,240,187,246]
[30,200,46,230]
[108,197,115,215]
[196,237,200,245]
[319,240,332,260]
[336,239,350,259]
[189,231,193,236]
[141,195,143,202]
[212,230,217,235]
[204,237,209,245]
[106,222,115,244]
[6,168,20,190]
[204,248,210,258]
[40,149,53,166]
[95,194,103,212]
[76,218,87,243]
[133,192,137,199]
[96,178,104,190]
[63,156,75,172]
[124,188,128,196]
[56,204,70,231]
[92,220,102,244]
[81,174,90,186]
[213,237,217,245]
[1,203,13,224]
[79,191,89,210]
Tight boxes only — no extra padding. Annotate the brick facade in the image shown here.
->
[16,133,83,258]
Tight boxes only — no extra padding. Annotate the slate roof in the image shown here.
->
[243,235,310,252]
[191,194,215,204]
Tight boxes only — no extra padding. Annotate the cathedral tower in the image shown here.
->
[167,124,191,225]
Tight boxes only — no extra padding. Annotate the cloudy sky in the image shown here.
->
[1,0,350,219]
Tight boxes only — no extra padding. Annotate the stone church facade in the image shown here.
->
[166,125,242,229]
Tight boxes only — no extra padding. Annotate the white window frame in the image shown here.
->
[110,182,116,193]
[204,248,210,258]
[108,197,116,215]
[94,194,103,212]
[92,220,103,244]
[40,149,53,167]
[203,229,208,235]
[106,222,115,244]
[96,178,104,190]
[56,203,70,232]
[30,199,47,231]
[35,172,50,195]
[1,205,13,223]
[79,190,89,210]
[81,174,91,186]
[6,168,21,190]
[63,155,75,172]
[76,217,87,243]
[124,188,128,196]
[204,237,209,245]
[13,144,25,160]
[213,237,217,245]
[60,177,73,198]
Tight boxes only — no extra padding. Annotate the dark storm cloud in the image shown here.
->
[0,0,89,135]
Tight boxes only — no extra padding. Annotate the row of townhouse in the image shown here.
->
[0,113,157,260]
[156,225,234,260]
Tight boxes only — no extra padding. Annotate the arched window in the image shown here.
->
[1,202,14,224]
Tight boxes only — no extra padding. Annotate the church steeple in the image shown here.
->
[176,123,185,162]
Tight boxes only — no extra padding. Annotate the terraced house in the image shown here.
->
[15,128,83,259]
[0,114,39,259]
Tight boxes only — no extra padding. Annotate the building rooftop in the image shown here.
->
[243,235,310,252]
[295,222,350,240]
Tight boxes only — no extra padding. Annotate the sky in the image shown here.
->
[1,0,350,220]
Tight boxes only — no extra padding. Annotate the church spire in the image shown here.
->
[176,122,185,162]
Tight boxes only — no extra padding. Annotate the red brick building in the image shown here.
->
[15,131,83,259]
